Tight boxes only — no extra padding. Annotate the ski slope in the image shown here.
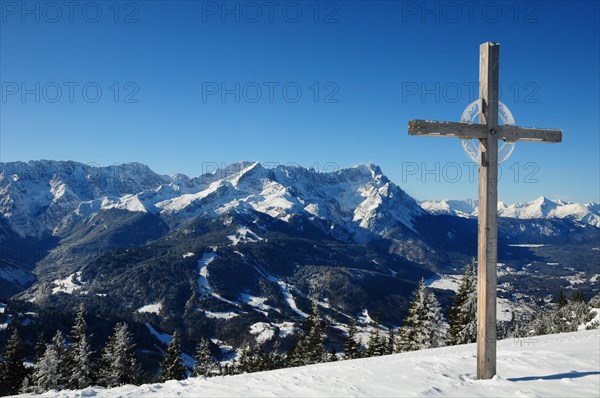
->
[22,329,599,397]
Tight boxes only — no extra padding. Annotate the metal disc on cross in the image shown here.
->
[460,99,516,164]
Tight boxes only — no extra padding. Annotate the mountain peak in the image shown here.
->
[532,195,551,205]
[356,163,381,175]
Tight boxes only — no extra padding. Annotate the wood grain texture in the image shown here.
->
[498,125,562,142]
[477,41,499,380]
[408,120,487,138]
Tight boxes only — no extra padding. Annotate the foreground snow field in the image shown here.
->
[20,329,599,398]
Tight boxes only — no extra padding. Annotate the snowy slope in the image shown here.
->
[421,196,600,227]
[24,329,600,398]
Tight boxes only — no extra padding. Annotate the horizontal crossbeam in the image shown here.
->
[408,120,487,139]
[408,119,562,143]
[498,125,562,143]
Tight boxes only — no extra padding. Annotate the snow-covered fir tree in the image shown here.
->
[21,332,47,394]
[254,345,274,372]
[557,290,568,308]
[447,260,477,345]
[364,328,387,357]
[34,332,47,362]
[386,328,396,355]
[342,320,363,359]
[425,292,447,348]
[0,329,28,396]
[67,304,94,390]
[590,292,600,308]
[269,341,286,370]
[286,336,303,368]
[397,279,447,352]
[237,344,262,373]
[193,338,216,377]
[588,292,600,329]
[397,279,427,352]
[160,331,185,381]
[525,291,595,335]
[97,322,140,387]
[30,330,68,393]
[303,303,328,364]
[237,345,252,373]
[237,343,284,374]
[288,303,327,366]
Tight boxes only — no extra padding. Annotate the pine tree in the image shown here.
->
[586,293,600,330]
[286,332,306,368]
[364,328,387,357]
[68,304,95,389]
[193,338,215,378]
[425,292,447,348]
[446,260,477,345]
[557,290,568,308]
[526,295,593,336]
[287,303,328,366]
[572,290,586,303]
[397,279,428,352]
[0,329,28,396]
[529,312,550,335]
[328,347,338,362]
[590,292,600,308]
[254,345,273,371]
[342,320,363,359]
[160,331,185,381]
[228,358,240,375]
[35,332,47,362]
[31,330,68,393]
[386,328,396,355]
[302,303,327,364]
[237,345,256,373]
[97,323,140,387]
[235,343,281,372]
[397,279,447,352]
[269,341,286,370]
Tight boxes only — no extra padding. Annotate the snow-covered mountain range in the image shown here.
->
[421,196,600,227]
[2,160,598,241]
[0,160,423,240]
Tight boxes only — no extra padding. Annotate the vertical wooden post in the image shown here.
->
[477,42,499,380]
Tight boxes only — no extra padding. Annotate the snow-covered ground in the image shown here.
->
[51,272,84,295]
[22,329,599,397]
[205,311,239,320]
[136,303,162,314]
[196,251,239,306]
[145,323,171,345]
[227,227,263,245]
[425,274,462,292]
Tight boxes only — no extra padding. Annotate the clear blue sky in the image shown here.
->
[1,0,598,203]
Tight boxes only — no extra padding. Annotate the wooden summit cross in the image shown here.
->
[408,42,562,379]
